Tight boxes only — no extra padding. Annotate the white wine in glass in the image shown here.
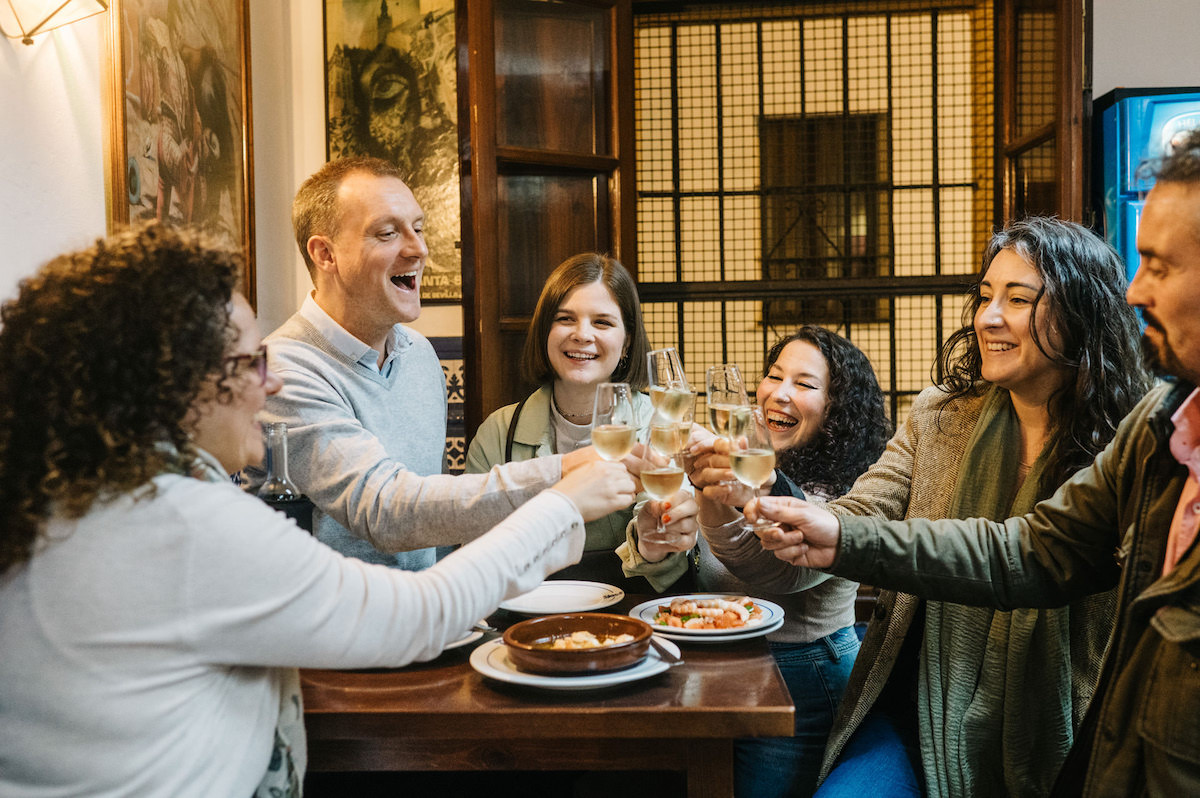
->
[708,403,737,436]
[642,466,685,501]
[705,364,749,436]
[640,415,687,543]
[648,347,694,422]
[591,382,638,461]
[729,448,776,488]
[592,425,637,461]
[674,391,698,474]
[651,385,695,422]
[648,422,687,457]
[728,406,776,530]
[706,364,749,485]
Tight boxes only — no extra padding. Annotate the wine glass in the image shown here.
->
[705,364,749,486]
[727,406,776,530]
[675,392,699,473]
[647,347,694,422]
[705,364,749,438]
[641,419,687,543]
[590,382,638,461]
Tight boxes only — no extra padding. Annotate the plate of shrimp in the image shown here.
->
[627,594,785,638]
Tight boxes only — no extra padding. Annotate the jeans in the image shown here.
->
[735,626,860,798]
[814,708,924,798]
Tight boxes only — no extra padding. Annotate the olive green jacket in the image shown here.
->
[831,381,1200,797]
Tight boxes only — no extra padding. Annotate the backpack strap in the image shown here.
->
[503,394,531,463]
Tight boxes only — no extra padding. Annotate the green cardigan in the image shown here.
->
[821,385,1117,796]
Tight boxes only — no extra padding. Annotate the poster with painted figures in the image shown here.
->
[324,0,461,302]
[105,0,254,294]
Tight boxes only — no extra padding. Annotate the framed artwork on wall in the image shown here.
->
[324,0,461,303]
[103,0,255,301]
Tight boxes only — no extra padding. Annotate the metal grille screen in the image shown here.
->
[634,1,999,424]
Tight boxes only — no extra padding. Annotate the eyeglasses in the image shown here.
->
[224,344,269,386]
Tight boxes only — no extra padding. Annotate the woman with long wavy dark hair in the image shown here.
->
[0,224,634,797]
[624,325,892,797]
[751,218,1151,797]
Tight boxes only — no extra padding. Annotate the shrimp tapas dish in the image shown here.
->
[653,596,764,630]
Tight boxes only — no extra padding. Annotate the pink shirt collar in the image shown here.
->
[1169,388,1200,478]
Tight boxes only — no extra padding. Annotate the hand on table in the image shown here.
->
[553,460,637,522]
[745,496,841,569]
[635,490,699,563]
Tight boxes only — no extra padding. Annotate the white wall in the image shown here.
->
[1092,0,1200,98]
[248,0,323,333]
[0,4,462,338]
[0,20,108,302]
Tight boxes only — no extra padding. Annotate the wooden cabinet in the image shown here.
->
[458,0,636,434]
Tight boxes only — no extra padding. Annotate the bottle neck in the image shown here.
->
[264,433,291,481]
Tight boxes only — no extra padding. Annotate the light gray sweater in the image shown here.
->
[262,298,562,568]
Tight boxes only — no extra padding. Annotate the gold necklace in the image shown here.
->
[552,392,592,423]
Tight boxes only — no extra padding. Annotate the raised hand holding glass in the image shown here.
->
[641,419,687,544]
[728,406,776,531]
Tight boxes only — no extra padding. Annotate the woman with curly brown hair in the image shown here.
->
[623,325,892,798]
[0,224,635,797]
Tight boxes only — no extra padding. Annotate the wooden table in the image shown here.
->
[301,596,794,797]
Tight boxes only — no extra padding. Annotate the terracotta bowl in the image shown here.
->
[502,613,652,675]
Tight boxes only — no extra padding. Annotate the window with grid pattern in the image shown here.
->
[633,1,1002,425]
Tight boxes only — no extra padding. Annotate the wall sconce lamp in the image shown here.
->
[1,0,109,45]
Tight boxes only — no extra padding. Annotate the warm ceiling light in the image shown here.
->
[0,0,109,45]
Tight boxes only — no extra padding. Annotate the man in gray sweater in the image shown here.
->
[261,157,609,568]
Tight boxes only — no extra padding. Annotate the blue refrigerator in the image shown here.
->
[1093,87,1200,281]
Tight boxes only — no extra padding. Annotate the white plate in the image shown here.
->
[498,580,624,615]
[628,594,785,636]
[442,624,486,651]
[469,636,680,691]
[650,615,784,644]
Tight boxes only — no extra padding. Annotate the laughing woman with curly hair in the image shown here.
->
[621,325,892,798]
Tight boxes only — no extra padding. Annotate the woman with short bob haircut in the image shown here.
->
[0,225,634,797]
[518,252,651,390]
[467,252,698,588]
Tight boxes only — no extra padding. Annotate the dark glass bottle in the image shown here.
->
[257,422,313,532]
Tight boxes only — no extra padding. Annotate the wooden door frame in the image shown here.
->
[996,0,1087,222]
[457,0,636,436]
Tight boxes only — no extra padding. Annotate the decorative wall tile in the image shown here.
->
[431,337,466,475]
